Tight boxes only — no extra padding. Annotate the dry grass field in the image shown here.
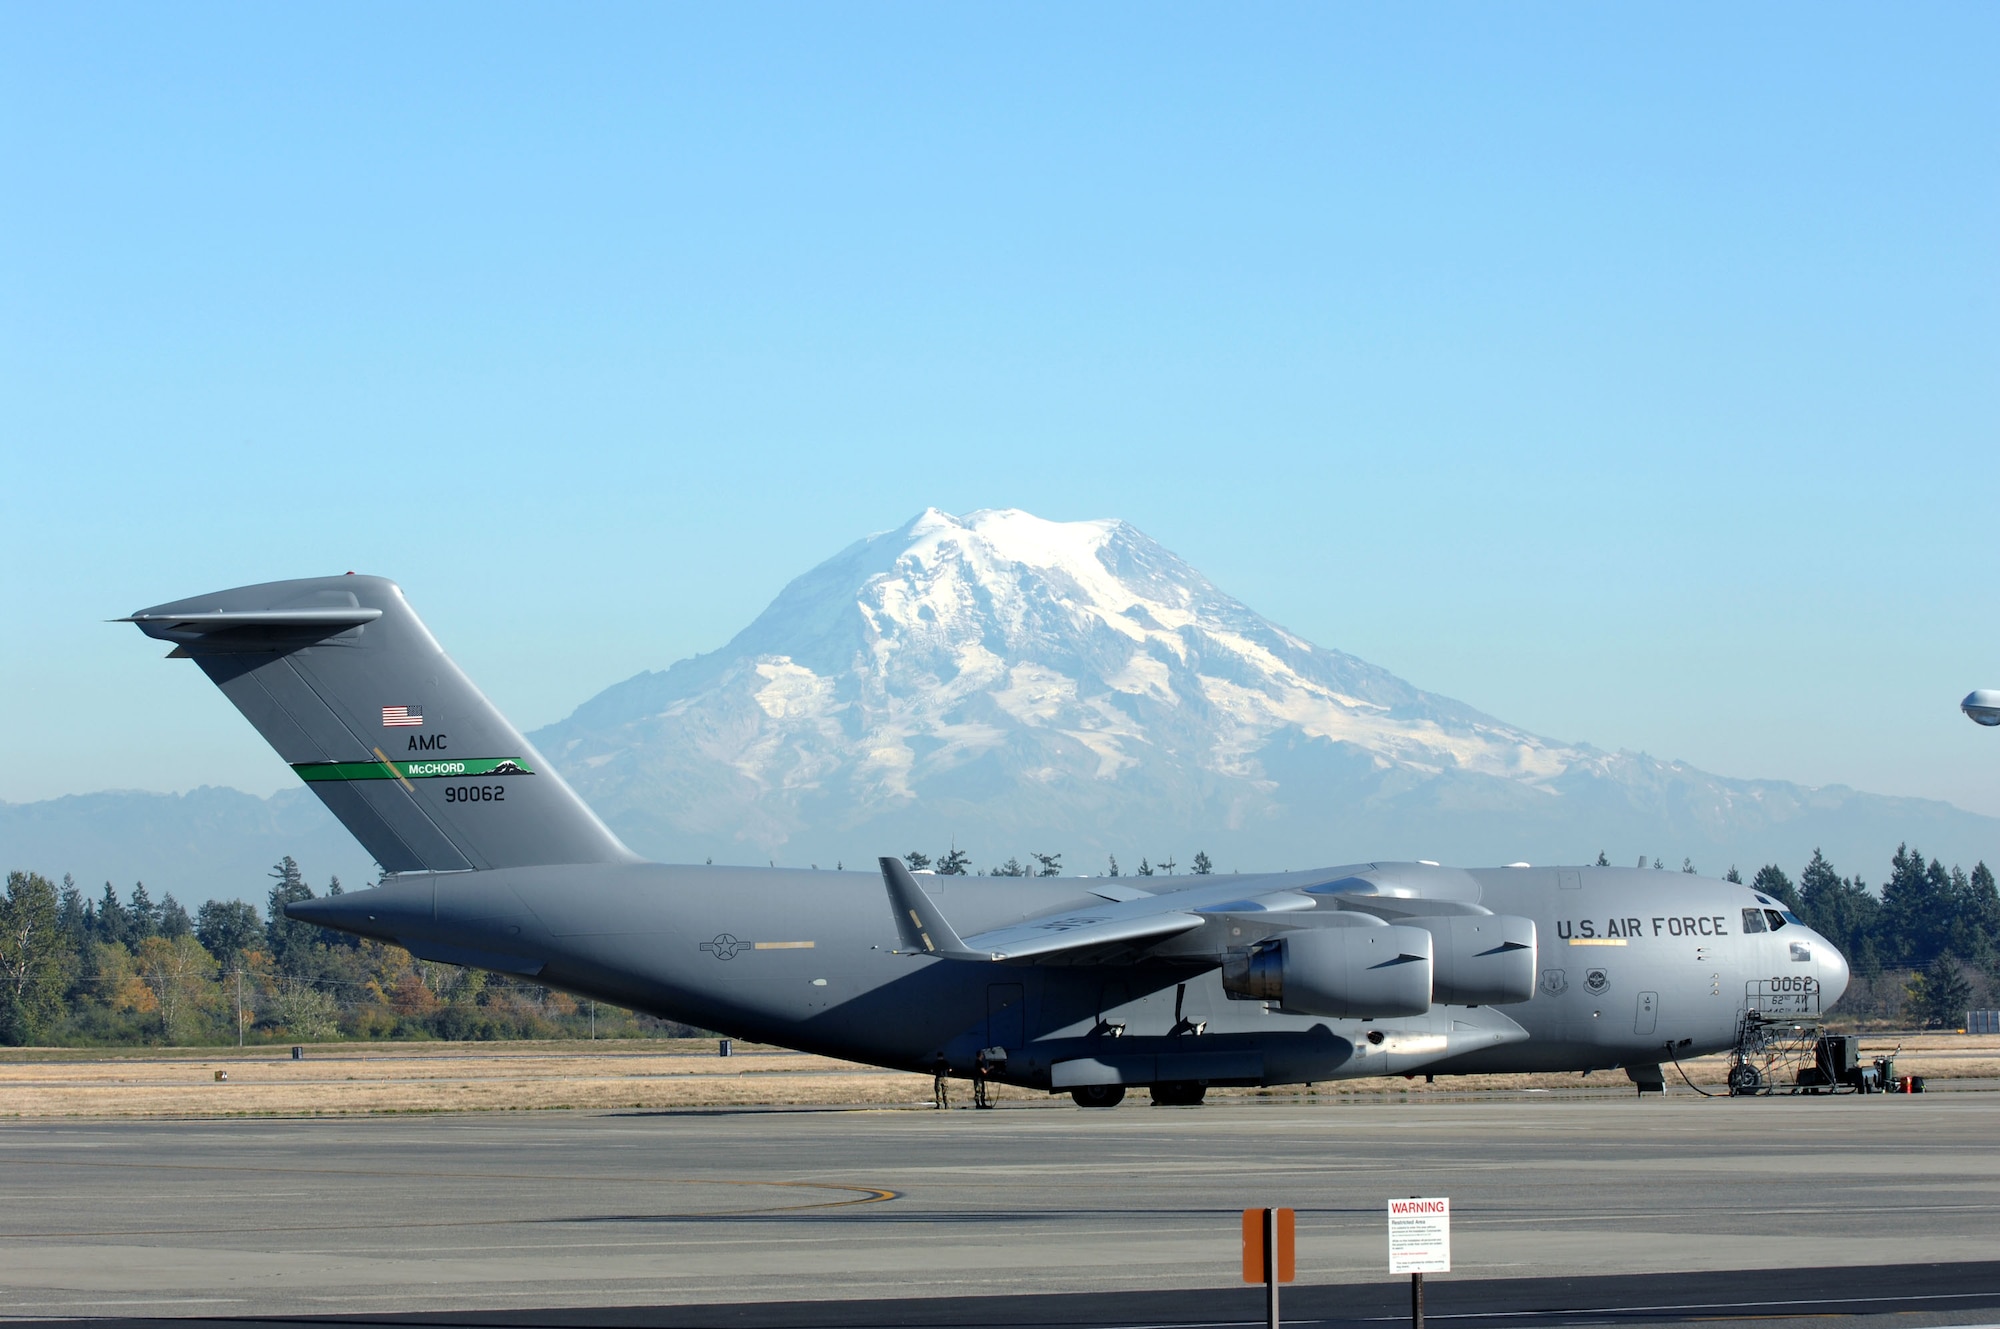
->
[1,1032,1994,1118]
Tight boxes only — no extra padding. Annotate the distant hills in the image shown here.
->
[6,508,1995,903]
[0,786,376,905]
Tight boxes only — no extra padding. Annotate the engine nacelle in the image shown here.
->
[1407,914,1537,1005]
[1221,925,1434,1018]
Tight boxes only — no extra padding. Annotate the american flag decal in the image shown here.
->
[381,705,424,727]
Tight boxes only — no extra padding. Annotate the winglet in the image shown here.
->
[879,857,984,959]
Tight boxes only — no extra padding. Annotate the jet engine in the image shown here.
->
[1965,690,2000,727]
[1221,925,1434,1018]
[1407,914,1538,1005]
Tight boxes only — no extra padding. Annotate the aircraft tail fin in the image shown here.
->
[123,575,638,875]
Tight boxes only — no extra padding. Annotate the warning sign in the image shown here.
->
[1388,1197,1451,1274]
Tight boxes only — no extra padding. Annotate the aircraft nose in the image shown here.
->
[1819,936,1851,1007]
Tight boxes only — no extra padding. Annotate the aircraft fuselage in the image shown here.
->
[296,859,1849,1090]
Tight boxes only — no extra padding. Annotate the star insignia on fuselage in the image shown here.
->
[700,933,747,961]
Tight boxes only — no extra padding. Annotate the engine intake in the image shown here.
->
[1221,925,1434,1018]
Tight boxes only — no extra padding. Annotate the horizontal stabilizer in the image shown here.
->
[121,609,384,634]
[121,608,386,655]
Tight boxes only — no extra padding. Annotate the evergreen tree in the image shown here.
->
[935,848,970,876]
[903,851,931,870]
[1798,850,1880,977]
[127,883,159,943]
[57,876,92,954]
[196,899,263,966]
[1191,851,1213,876]
[1881,843,1951,968]
[156,894,193,940]
[1682,859,1697,874]
[1104,855,1120,878]
[1725,866,1743,884]
[1945,862,2000,966]
[265,857,318,968]
[1595,852,1610,867]
[1911,953,1973,1029]
[95,883,131,949]
[1032,852,1062,877]
[1750,866,1801,911]
[988,857,1026,877]
[1137,858,1154,877]
[1974,863,2000,959]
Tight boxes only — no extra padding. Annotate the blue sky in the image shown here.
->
[4,4,1996,818]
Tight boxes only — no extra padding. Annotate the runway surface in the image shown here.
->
[2,1094,1996,1323]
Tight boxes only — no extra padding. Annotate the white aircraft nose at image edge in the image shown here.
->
[1964,689,2000,726]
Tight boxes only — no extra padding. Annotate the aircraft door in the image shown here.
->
[987,983,1026,1050]
[1635,991,1658,1036]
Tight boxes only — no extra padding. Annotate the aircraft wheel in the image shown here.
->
[1071,1085,1126,1109]
[1149,1082,1207,1107]
[1727,1064,1762,1096]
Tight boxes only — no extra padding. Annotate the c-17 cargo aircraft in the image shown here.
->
[124,575,1851,1105]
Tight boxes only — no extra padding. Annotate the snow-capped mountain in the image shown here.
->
[6,506,1994,901]
[530,509,1997,875]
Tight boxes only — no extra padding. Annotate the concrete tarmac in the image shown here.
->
[2,1094,1996,1322]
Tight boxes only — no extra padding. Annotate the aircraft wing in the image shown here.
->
[958,908,1208,962]
[881,856,1204,961]
[879,858,1367,965]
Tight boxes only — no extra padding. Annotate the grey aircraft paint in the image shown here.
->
[124,575,1852,1102]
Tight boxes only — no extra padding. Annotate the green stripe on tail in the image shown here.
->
[294,757,536,782]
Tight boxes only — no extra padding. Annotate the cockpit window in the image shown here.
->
[1780,910,1803,926]
[1764,909,1788,931]
[1742,907,1767,934]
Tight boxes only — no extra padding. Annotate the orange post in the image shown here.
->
[1240,1207,1296,1282]
[1243,1207,1296,1329]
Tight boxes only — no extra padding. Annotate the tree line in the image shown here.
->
[903,848,1216,877]
[1726,844,1998,1028]
[0,857,694,1046]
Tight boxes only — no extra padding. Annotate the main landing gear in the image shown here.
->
[1070,1084,1126,1108]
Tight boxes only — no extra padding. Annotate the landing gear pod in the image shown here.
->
[1222,926,1434,1017]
